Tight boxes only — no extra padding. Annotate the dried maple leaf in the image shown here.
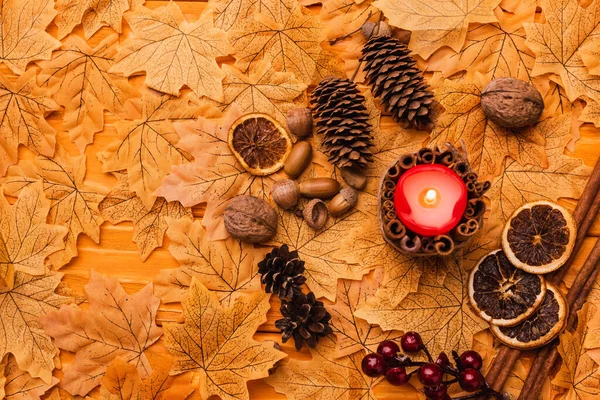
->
[208,0,296,31]
[111,3,232,99]
[154,217,266,307]
[355,252,488,356]
[98,357,193,400]
[0,355,59,400]
[524,0,600,102]
[0,69,59,176]
[0,271,71,384]
[229,3,343,85]
[37,34,140,151]
[54,0,143,39]
[331,269,403,358]
[580,97,600,127]
[98,90,210,209]
[319,0,377,39]
[2,148,108,268]
[0,181,66,287]
[39,271,162,396]
[0,0,60,75]
[99,172,192,261]
[164,278,286,400]
[430,75,548,181]
[374,0,501,59]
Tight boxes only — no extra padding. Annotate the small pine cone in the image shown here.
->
[258,244,306,301]
[310,76,374,170]
[275,292,333,350]
[361,35,435,131]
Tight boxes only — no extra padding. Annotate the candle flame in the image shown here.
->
[424,189,437,205]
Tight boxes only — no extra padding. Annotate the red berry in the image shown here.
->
[401,331,423,353]
[362,353,385,377]
[435,352,450,369]
[377,340,400,361]
[459,368,484,392]
[423,384,448,400]
[460,350,483,370]
[418,363,443,386]
[385,366,409,386]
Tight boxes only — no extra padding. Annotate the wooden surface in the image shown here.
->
[8,1,600,398]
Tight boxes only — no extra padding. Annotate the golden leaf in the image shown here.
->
[331,269,403,358]
[552,305,600,400]
[0,271,71,384]
[154,217,266,307]
[0,181,66,287]
[38,34,140,151]
[111,3,232,99]
[208,0,296,32]
[355,252,488,356]
[0,355,59,399]
[98,90,210,209]
[580,97,600,127]
[2,148,108,268]
[319,0,377,39]
[54,0,143,39]
[98,357,193,400]
[229,3,343,85]
[430,76,548,181]
[98,172,193,262]
[524,0,600,102]
[164,278,286,400]
[0,69,59,176]
[39,271,162,396]
[374,0,501,58]
[0,0,60,74]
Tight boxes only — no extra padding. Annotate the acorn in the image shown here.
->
[329,187,358,217]
[286,108,313,138]
[299,178,340,199]
[271,180,300,211]
[362,21,392,40]
[303,199,328,230]
[284,141,313,178]
[341,166,367,190]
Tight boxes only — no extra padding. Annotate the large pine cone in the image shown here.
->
[275,292,333,350]
[310,76,374,170]
[258,244,306,301]
[361,35,435,131]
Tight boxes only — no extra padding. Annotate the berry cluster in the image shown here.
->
[361,332,505,400]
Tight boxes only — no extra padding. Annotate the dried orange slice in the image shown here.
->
[502,201,576,274]
[228,113,292,176]
[469,249,546,327]
[491,282,567,349]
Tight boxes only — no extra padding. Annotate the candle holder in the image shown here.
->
[379,144,490,256]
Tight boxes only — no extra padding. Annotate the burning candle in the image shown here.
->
[394,164,468,236]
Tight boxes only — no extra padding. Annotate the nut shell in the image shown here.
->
[362,21,392,39]
[481,78,544,128]
[329,187,358,217]
[284,141,313,178]
[286,108,313,138]
[341,166,367,190]
[303,199,328,230]
[271,180,300,211]
[299,178,340,199]
[224,195,278,243]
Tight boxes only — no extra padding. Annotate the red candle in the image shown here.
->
[394,164,467,236]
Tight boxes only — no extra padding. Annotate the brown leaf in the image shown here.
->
[331,269,403,358]
[154,217,266,307]
[0,69,59,176]
[0,271,71,384]
[0,355,59,399]
[39,271,162,396]
[0,0,60,74]
[374,0,501,58]
[111,3,232,99]
[37,34,140,151]
[164,278,286,400]
[98,172,192,261]
[0,181,66,287]
[208,0,296,32]
[2,148,108,268]
[54,0,143,39]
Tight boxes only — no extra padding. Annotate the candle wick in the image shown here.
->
[424,189,437,205]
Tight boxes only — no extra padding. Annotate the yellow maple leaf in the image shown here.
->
[111,3,232,99]
[98,172,192,262]
[208,0,296,31]
[38,34,140,152]
[0,69,59,176]
[40,271,162,396]
[164,278,286,400]
[0,354,59,399]
[0,0,60,74]
[154,217,267,307]
[374,0,501,59]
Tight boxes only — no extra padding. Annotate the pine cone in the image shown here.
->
[258,244,306,301]
[361,35,435,131]
[310,76,374,170]
[275,292,333,350]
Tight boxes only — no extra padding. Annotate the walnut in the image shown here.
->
[224,195,278,243]
[480,78,544,128]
